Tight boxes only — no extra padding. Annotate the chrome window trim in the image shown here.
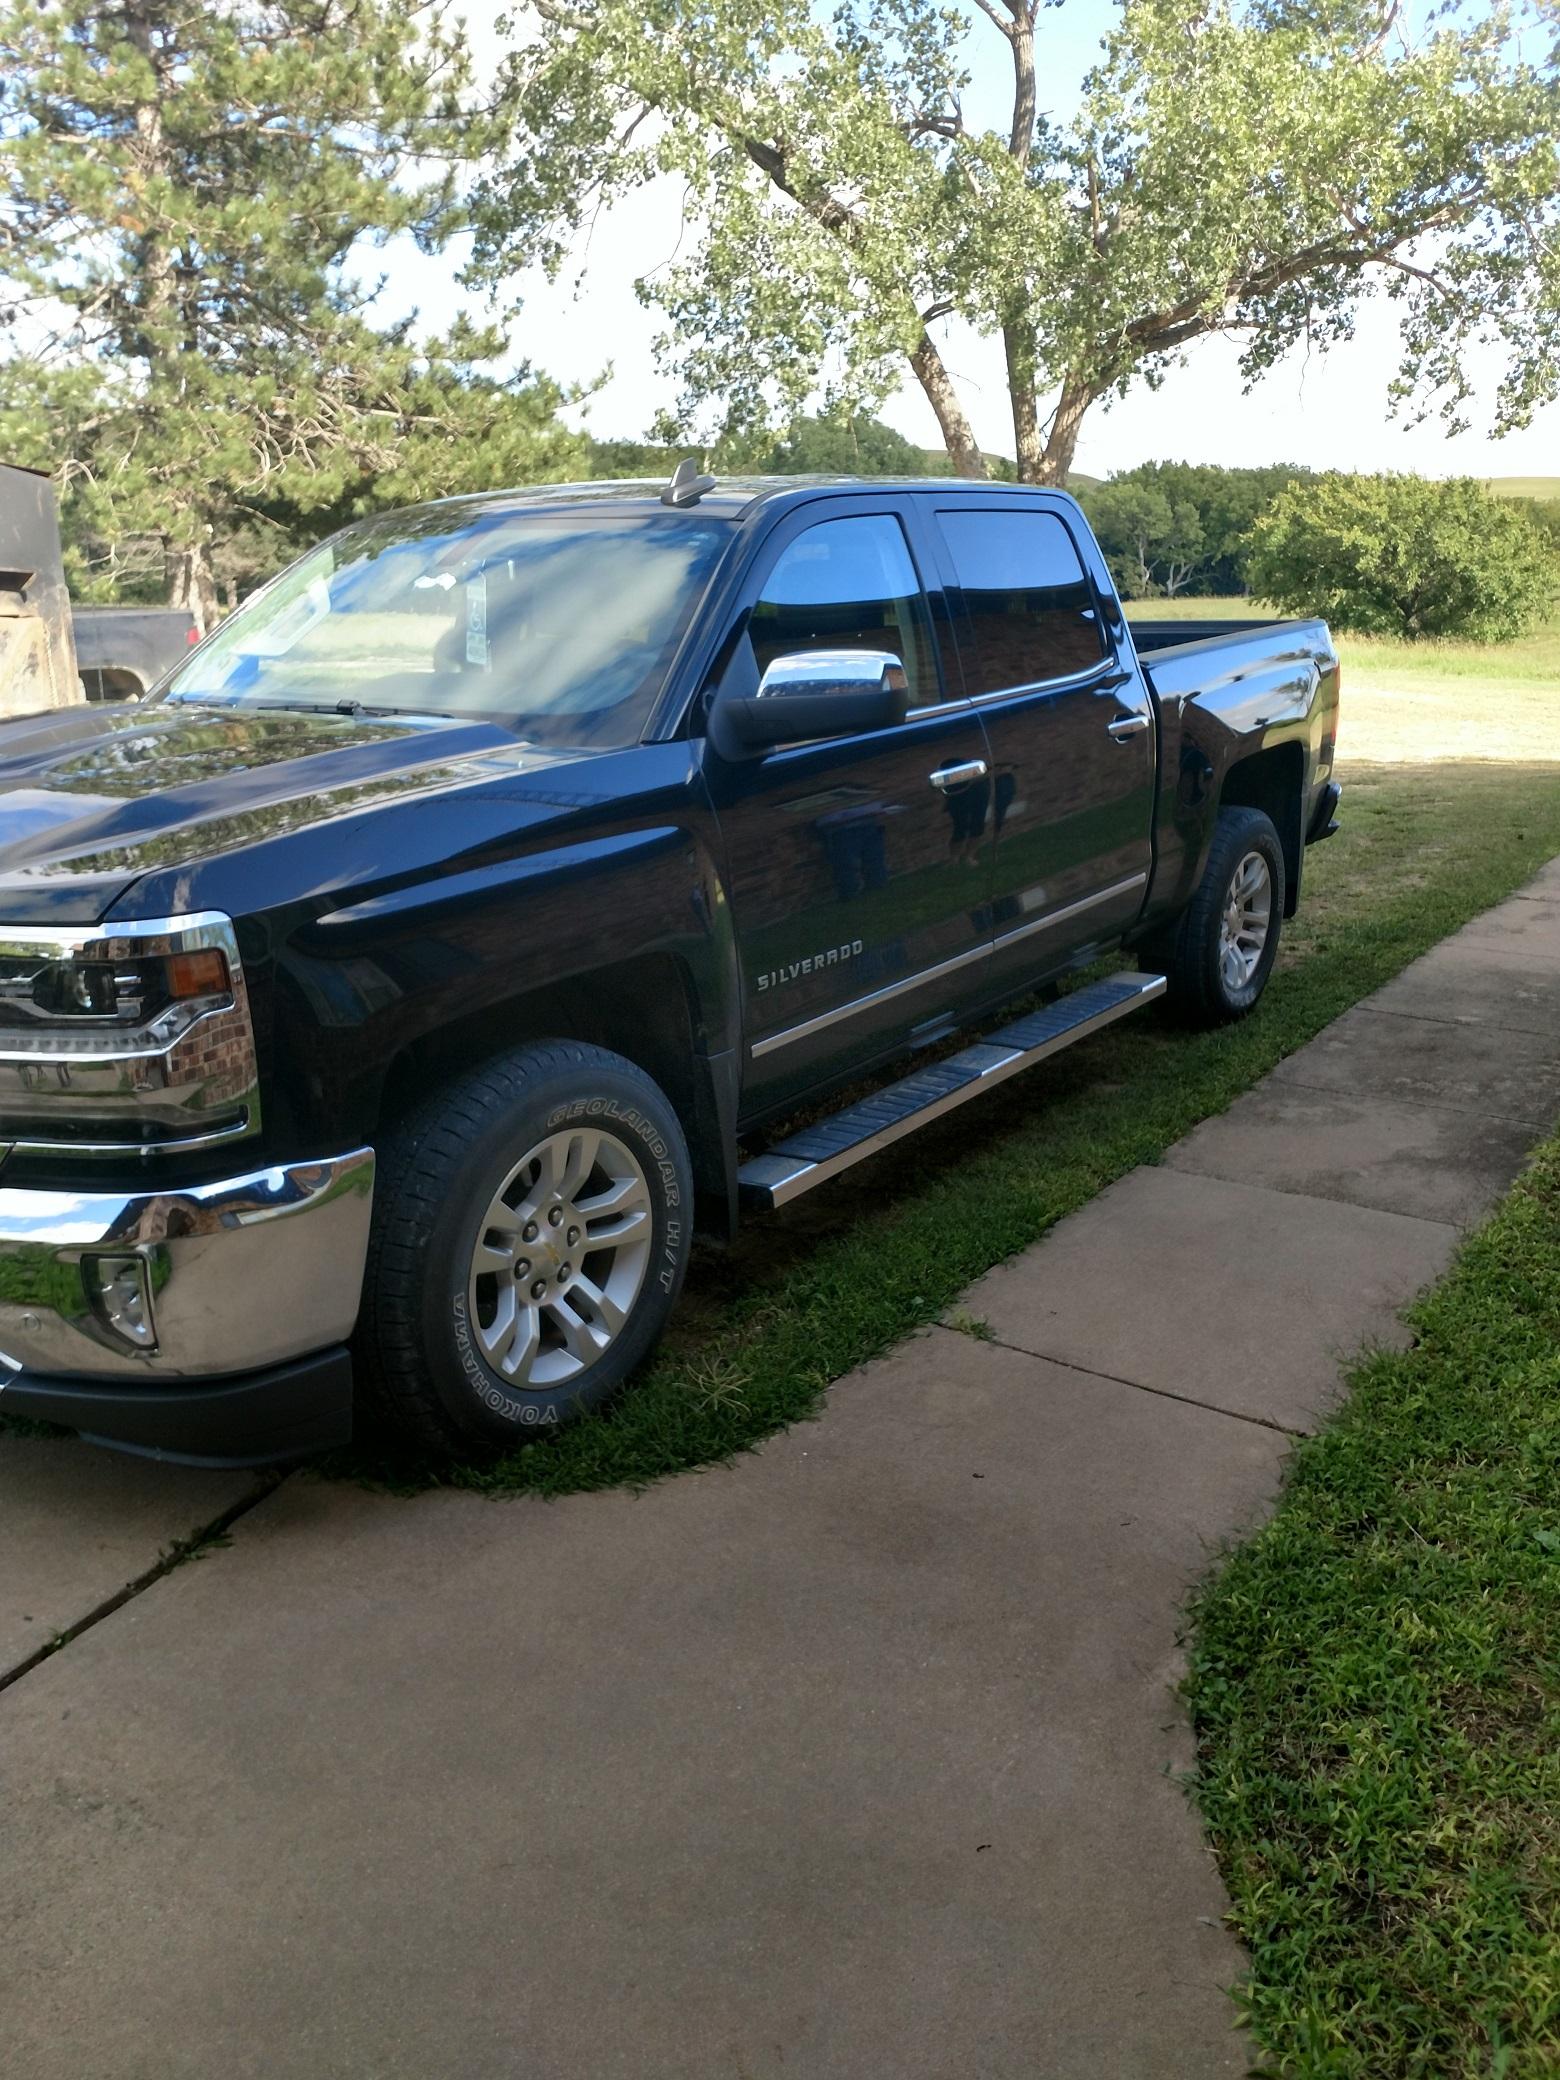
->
[749,872,1148,1059]
[0,911,262,1157]
[906,659,1122,720]
[967,659,1122,705]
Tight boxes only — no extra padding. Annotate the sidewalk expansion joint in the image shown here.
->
[0,1475,287,1700]
[1153,1165,1464,1230]
[1343,1001,1553,1036]
[1269,1074,1550,1134]
[927,1324,1308,1439]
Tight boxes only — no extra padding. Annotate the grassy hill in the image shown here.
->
[1486,476,1560,501]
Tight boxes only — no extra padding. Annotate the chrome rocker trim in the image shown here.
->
[750,872,1148,1059]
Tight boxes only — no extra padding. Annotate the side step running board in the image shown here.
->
[738,970,1167,1211]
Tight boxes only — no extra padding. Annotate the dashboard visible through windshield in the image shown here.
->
[158,502,733,749]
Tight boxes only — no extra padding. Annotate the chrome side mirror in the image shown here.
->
[724,649,910,749]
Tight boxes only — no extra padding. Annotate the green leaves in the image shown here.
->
[0,0,582,621]
[1248,474,1559,640]
[1079,461,1315,597]
[474,0,1560,483]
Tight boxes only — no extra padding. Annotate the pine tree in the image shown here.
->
[0,0,583,625]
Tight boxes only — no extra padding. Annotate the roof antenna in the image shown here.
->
[661,456,717,508]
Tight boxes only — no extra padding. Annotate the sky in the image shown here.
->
[365,0,1560,482]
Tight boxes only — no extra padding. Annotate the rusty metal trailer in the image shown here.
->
[0,462,81,715]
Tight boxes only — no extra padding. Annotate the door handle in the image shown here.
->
[1107,715,1151,740]
[929,759,989,792]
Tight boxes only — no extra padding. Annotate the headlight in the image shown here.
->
[0,913,261,1156]
[17,944,232,1031]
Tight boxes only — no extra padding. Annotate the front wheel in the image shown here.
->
[1141,805,1286,1025]
[358,1042,692,1456]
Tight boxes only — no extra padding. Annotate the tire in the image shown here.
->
[1141,805,1286,1025]
[358,1042,692,1456]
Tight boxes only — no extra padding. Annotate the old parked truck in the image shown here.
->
[74,604,199,702]
[0,473,1339,1464]
[0,462,80,718]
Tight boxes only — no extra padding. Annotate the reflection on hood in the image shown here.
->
[0,699,590,920]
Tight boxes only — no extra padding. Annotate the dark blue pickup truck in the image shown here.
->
[0,472,1339,1463]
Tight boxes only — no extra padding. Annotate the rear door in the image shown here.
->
[930,499,1155,993]
[701,497,993,1111]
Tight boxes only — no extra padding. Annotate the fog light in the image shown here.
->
[82,1252,157,1351]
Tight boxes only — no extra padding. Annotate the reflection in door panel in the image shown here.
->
[704,506,993,1101]
[935,505,1154,965]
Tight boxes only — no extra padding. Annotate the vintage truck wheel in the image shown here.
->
[359,1042,692,1456]
[1142,805,1286,1025]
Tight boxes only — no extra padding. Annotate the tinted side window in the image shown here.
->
[936,509,1106,696]
[750,513,936,709]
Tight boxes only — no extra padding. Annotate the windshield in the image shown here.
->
[158,503,732,749]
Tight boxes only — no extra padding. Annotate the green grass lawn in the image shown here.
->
[316,758,1560,1497]
[1186,1135,1560,2078]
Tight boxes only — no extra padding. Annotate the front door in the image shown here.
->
[702,500,993,1111]
[930,500,1155,995]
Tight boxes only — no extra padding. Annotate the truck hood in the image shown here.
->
[0,700,587,924]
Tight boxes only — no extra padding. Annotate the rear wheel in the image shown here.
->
[1141,805,1285,1025]
[359,1042,692,1456]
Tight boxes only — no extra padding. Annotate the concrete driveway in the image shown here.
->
[4,861,1557,2080]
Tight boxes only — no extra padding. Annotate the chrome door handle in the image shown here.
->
[1107,715,1151,740]
[929,759,989,792]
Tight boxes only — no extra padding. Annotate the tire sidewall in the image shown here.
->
[1205,817,1284,1017]
[417,1065,689,1448]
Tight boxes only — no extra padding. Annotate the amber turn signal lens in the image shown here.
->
[165,948,231,1000]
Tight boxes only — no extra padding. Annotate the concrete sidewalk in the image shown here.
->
[3,864,1559,2079]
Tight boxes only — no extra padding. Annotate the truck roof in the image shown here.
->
[396,474,1061,525]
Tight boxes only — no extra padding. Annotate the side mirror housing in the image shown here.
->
[722,649,910,750]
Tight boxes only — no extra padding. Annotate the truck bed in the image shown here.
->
[1128,614,1298,654]
[73,604,198,700]
[1132,616,1336,710]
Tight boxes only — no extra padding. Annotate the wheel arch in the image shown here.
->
[374,951,739,1243]
[1217,742,1305,917]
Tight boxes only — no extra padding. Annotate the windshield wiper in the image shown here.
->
[242,697,460,720]
[252,697,380,716]
[166,693,468,724]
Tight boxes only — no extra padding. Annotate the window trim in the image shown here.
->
[930,501,1118,704]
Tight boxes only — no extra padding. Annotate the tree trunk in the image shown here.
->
[123,0,176,358]
[167,537,219,633]
[1004,322,1044,483]
[910,330,987,479]
[1033,372,1099,486]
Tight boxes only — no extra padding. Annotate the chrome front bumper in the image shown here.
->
[0,1149,375,1381]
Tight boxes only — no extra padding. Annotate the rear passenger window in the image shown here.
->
[749,513,936,709]
[936,509,1106,696]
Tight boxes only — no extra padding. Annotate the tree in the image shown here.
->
[470,0,1560,486]
[0,0,582,625]
[4,325,587,610]
[585,412,990,480]
[1079,475,1205,597]
[1500,493,1560,562]
[1246,475,1557,640]
[756,413,944,477]
[1077,461,1311,596]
